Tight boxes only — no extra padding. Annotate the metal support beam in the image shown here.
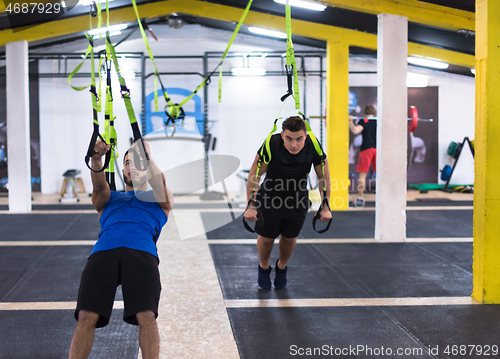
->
[472,0,500,304]
[326,41,349,210]
[322,0,474,32]
[0,0,474,68]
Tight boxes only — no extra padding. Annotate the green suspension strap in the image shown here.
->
[131,0,254,128]
[301,111,331,233]
[103,45,118,190]
[280,0,300,110]
[130,0,179,128]
[242,99,287,233]
[103,0,149,172]
[69,2,112,174]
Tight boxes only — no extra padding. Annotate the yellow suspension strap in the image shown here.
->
[103,37,118,190]
[130,0,179,129]
[242,100,287,233]
[283,1,330,232]
[103,0,148,172]
[68,2,111,174]
[131,0,253,129]
[301,112,331,233]
[242,119,277,233]
[280,0,300,110]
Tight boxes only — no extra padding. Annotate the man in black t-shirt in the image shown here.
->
[244,116,332,289]
[349,105,377,207]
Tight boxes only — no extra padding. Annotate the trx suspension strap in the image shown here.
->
[104,32,118,190]
[242,99,287,233]
[69,4,112,174]
[131,0,254,134]
[241,118,278,233]
[130,0,180,132]
[303,113,331,233]
[103,0,149,172]
[280,1,300,110]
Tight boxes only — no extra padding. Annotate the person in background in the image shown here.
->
[349,105,377,207]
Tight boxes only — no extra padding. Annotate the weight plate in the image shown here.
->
[440,164,452,181]
[408,106,418,132]
[447,141,458,157]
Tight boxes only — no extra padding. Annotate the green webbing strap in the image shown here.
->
[130,0,175,115]
[300,112,331,233]
[68,42,93,92]
[131,0,253,120]
[218,66,223,103]
[97,55,104,112]
[280,1,300,109]
[77,3,111,173]
[176,0,254,110]
[104,58,117,190]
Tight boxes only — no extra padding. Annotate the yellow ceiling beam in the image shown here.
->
[408,43,474,68]
[322,0,475,32]
[0,0,183,45]
[0,0,474,68]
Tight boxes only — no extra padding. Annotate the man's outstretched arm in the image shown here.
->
[142,141,174,215]
[349,116,364,135]
[91,141,111,215]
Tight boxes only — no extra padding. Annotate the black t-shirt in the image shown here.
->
[359,119,377,151]
[257,133,326,196]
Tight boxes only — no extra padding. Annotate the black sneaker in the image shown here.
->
[258,265,272,289]
[274,259,287,289]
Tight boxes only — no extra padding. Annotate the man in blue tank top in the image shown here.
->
[69,140,173,359]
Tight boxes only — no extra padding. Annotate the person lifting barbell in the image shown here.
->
[311,105,433,133]
[349,105,377,207]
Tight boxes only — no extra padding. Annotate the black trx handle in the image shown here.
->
[312,194,332,234]
[280,65,294,102]
[84,123,112,172]
[90,0,97,16]
[242,199,264,233]
[130,122,149,172]
[106,170,116,191]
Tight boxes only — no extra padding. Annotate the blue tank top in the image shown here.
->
[91,190,168,258]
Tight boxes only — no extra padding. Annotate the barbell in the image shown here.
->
[310,106,433,133]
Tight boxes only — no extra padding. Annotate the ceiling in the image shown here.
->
[0,0,476,76]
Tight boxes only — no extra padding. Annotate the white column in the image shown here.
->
[6,41,32,213]
[375,14,408,242]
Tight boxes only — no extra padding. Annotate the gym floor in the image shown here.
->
[1,190,498,359]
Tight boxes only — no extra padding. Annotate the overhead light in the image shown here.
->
[273,0,327,11]
[94,31,122,39]
[87,23,128,36]
[79,0,114,5]
[407,73,428,87]
[471,68,476,75]
[231,68,267,76]
[407,56,449,70]
[100,70,136,80]
[248,27,287,39]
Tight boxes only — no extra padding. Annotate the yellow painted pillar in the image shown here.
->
[472,0,500,303]
[326,40,349,210]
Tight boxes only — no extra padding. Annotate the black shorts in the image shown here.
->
[75,247,161,328]
[254,192,310,239]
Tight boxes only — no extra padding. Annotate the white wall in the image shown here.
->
[36,25,476,195]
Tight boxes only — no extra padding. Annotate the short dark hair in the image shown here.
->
[123,149,131,164]
[282,116,307,133]
[363,105,377,116]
